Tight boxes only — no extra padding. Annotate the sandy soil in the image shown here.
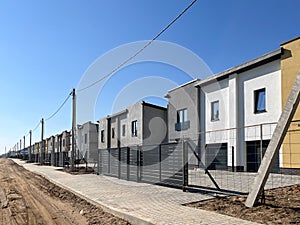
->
[0,158,130,225]
[188,184,300,224]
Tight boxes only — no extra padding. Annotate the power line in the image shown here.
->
[77,0,198,92]
[45,91,72,121]
[19,91,71,148]
[13,0,198,148]
[32,121,41,133]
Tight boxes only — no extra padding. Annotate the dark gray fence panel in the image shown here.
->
[101,149,110,175]
[160,142,183,187]
[141,145,160,184]
[109,148,119,177]
[129,146,139,182]
[120,147,129,180]
[98,142,184,188]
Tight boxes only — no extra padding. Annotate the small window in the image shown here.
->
[254,88,266,113]
[175,108,190,131]
[122,125,126,136]
[84,133,87,144]
[63,139,65,147]
[112,128,115,139]
[177,108,188,123]
[131,120,137,137]
[211,101,219,121]
[100,130,105,143]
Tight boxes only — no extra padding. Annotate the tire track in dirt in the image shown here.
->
[0,158,129,225]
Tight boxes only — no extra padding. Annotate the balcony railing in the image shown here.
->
[175,121,190,131]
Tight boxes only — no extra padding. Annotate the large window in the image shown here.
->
[211,101,219,121]
[100,130,105,143]
[175,108,190,131]
[131,120,138,137]
[254,88,266,113]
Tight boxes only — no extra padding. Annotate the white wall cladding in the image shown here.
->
[199,59,282,169]
[240,60,281,132]
[202,79,229,144]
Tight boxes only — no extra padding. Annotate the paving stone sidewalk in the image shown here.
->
[14,159,261,225]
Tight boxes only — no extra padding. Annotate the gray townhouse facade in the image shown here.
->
[165,79,200,168]
[164,50,282,172]
[98,101,168,150]
[59,130,70,166]
[34,142,40,163]
[46,135,55,165]
[77,121,99,164]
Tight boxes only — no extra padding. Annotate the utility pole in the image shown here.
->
[29,130,32,162]
[23,136,25,159]
[40,118,44,164]
[71,89,76,171]
[5,146,6,158]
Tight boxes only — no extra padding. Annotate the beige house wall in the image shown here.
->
[280,37,300,168]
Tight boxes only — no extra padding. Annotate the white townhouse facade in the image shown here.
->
[195,49,282,172]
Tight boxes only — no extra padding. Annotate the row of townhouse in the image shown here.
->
[98,101,168,149]
[28,122,99,167]
[20,36,299,174]
[29,130,71,166]
[97,36,300,174]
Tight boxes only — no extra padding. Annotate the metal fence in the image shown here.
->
[98,142,184,187]
[96,122,300,194]
[187,121,300,194]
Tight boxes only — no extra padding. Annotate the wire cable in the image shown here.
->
[32,121,41,133]
[77,0,198,92]
[45,91,72,121]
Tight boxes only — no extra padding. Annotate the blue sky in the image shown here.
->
[1,0,300,154]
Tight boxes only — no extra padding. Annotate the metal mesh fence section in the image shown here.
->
[187,122,300,194]
[97,122,300,193]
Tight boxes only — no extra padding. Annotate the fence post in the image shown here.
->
[118,147,121,179]
[140,145,143,182]
[108,148,111,174]
[232,146,235,172]
[137,145,141,182]
[159,144,162,182]
[97,149,101,175]
[127,147,130,181]
[260,123,263,164]
[182,140,188,192]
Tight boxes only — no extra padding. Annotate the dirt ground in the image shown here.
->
[58,166,95,175]
[0,158,130,225]
[188,184,300,224]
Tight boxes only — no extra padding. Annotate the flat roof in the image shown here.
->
[166,79,200,94]
[195,48,282,87]
[142,101,167,111]
[108,109,128,119]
